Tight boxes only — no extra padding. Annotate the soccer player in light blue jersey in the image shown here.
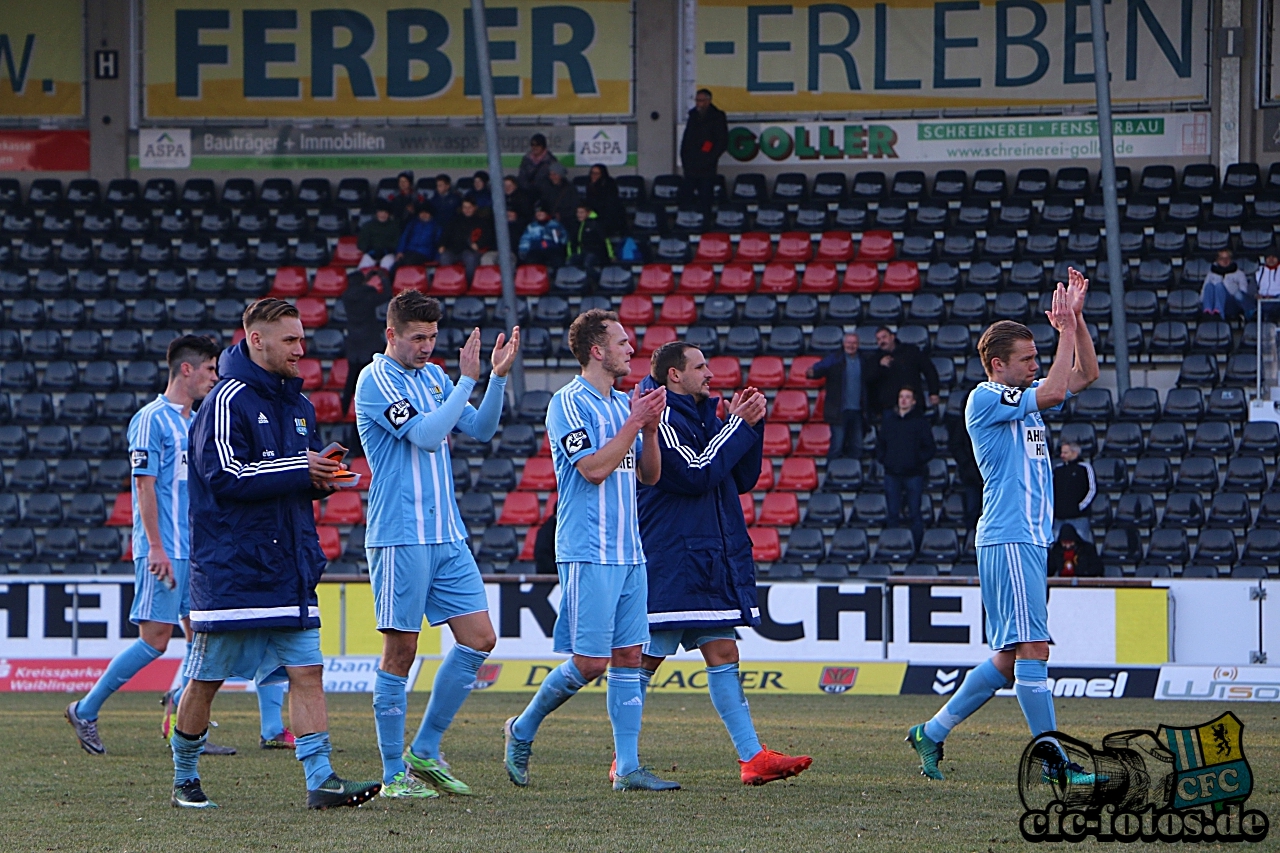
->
[503,309,679,792]
[908,268,1099,783]
[356,290,519,799]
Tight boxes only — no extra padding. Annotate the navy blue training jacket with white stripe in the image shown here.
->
[637,377,764,632]
[187,341,327,633]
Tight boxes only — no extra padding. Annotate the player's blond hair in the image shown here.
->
[568,308,619,366]
[977,320,1034,375]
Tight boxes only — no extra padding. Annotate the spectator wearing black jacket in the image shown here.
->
[1053,441,1096,543]
[1048,523,1102,577]
[340,268,392,417]
[517,133,559,206]
[439,196,496,283]
[429,174,462,233]
[868,326,940,415]
[946,394,983,530]
[806,332,873,459]
[878,387,935,546]
[567,204,614,275]
[504,175,534,248]
[544,162,581,224]
[388,170,418,223]
[679,88,728,216]
[584,164,625,237]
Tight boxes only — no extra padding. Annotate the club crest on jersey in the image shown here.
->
[1001,388,1023,406]
[819,666,858,694]
[562,428,591,455]
[294,417,307,435]
[429,383,445,404]
[384,398,418,429]
[469,663,503,690]
[130,449,149,469]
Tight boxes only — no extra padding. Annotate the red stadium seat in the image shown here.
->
[321,491,364,524]
[677,264,716,294]
[541,492,557,522]
[310,391,344,423]
[658,293,698,325]
[393,265,428,294]
[770,389,811,422]
[759,263,798,294]
[470,265,503,296]
[637,264,675,295]
[296,297,328,328]
[429,264,468,296]
[618,294,655,326]
[625,326,638,352]
[498,492,541,525]
[736,232,774,263]
[786,356,823,388]
[882,260,920,292]
[816,231,854,262]
[347,456,371,490]
[617,360,648,392]
[708,355,742,388]
[519,527,540,562]
[800,262,838,293]
[694,233,733,263]
[740,493,756,526]
[107,493,132,526]
[313,501,322,524]
[842,261,879,293]
[269,266,308,298]
[317,526,342,561]
[640,325,678,356]
[857,230,895,261]
[761,423,793,456]
[515,264,549,296]
[298,358,323,390]
[518,457,557,491]
[758,492,800,526]
[748,527,781,562]
[325,359,348,391]
[746,356,785,389]
[717,263,755,294]
[775,232,813,262]
[812,391,826,422]
[231,329,246,346]
[777,457,819,491]
[754,459,775,491]
[795,423,831,457]
[332,236,362,266]
[537,431,552,457]
[310,266,349,297]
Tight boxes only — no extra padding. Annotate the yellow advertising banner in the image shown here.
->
[0,0,84,118]
[693,0,1209,113]
[143,0,633,119]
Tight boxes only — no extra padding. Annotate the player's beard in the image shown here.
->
[602,351,630,378]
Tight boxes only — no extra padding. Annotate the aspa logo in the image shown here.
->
[143,132,186,160]
[573,125,627,165]
[578,129,624,158]
[818,666,857,694]
[470,663,502,690]
[138,128,191,169]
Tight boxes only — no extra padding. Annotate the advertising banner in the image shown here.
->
[1156,666,1280,702]
[714,113,1209,166]
[900,664,1159,699]
[691,0,1209,114]
[0,0,84,119]
[0,130,90,171]
[0,657,180,693]
[142,0,633,119]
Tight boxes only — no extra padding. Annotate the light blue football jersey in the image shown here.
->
[966,380,1070,549]
[127,395,191,560]
[546,375,645,565]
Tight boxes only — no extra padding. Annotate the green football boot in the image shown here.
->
[503,716,533,788]
[906,723,946,780]
[379,770,440,800]
[404,751,474,796]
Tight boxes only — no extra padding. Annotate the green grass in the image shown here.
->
[8,692,1279,852]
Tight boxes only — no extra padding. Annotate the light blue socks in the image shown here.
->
[923,658,1011,743]
[706,663,763,762]
[257,682,287,740]
[607,667,645,777]
[77,638,163,720]
[512,659,587,742]
[295,731,335,791]
[1014,659,1057,736]
[411,644,489,760]
[171,727,206,786]
[372,668,408,783]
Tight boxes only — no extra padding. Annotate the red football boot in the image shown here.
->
[739,745,813,786]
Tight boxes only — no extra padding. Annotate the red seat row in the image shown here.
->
[692,230,893,264]
[637,261,919,296]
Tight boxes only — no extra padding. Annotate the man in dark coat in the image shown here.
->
[636,342,812,786]
[517,133,559,206]
[946,392,983,530]
[503,175,535,250]
[877,386,935,546]
[340,269,392,417]
[868,326,941,415]
[439,196,497,283]
[679,88,728,215]
[1048,523,1102,577]
[806,331,873,459]
[544,162,581,225]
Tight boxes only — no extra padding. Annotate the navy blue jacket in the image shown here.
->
[637,378,764,632]
[187,342,326,633]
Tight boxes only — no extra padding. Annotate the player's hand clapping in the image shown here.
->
[1065,267,1089,316]
[491,326,522,377]
[459,328,482,381]
[628,385,668,430]
[728,386,768,426]
[1045,281,1078,335]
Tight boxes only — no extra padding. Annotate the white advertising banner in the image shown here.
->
[1156,666,1280,701]
[573,125,628,166]
[138,128,192,169]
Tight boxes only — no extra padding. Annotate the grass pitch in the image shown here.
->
[6,692,1278,852]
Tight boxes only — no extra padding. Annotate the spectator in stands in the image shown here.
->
[1052,441,1096,543]
[429,174,462,234]
[357,202,401,271]
[471,171,493,209]
[394,206,442,267]
[504,175,534,249]
[544,162,582,224]
[389,170,418,222]
[1256,249,1280,320]
[518,203,569,268]
[1048,523,1102,577]
[878,387,934,547]
[517,133,559,205]
[440,195,497,282]
[584,164,624,238]
[868,326,940,415]
[806,332,872,460]
[1201,248,1254,318]
[946,394,983,530]
[679,88,728,216]
[567,203,614,275]
[340,269,392,419]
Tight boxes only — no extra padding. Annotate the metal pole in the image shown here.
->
[71,585,80,656]
[469,0,524,402]
[1090,0,1130,396]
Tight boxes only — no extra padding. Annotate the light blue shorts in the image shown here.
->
[977,543,1050,651]
[553,562,649,658]
[367,542,489,632]
[184,627,323,686]
[129,557,190,626]
[644,627,738,658]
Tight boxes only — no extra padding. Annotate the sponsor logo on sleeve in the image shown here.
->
[1001,388,1023,406]
[384,398,418,429]
[562,428,591,456]
[130,449,150,469]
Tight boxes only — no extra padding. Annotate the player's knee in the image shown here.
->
[611,646,643,669]
[574,656,610,681]
[138,621,172,652]
[700,640,739,667]
[468,626,497,654]
[1016,641,1050,661]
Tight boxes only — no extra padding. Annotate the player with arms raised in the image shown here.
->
[907,269,1099,783]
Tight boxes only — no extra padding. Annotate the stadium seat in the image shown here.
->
[795,424,830,457]
[1223,456,1268,493]
[775,232,812,263]
[469,266,503,296]
[1195,528,1238,567]
[776,458,818,491]
[759,263,798,294]
[295,297,328,329]
[332,236,362,266]
[639,325,677,357]
[310,391,345,423]
[1240,529,1280,569]
[515,265,549,296]
[1161,492,1204,529]
[715,263,754,295]
[618,294,655,327]
[426,264,466,297]
[875,528,917,562]
[761,423,793,456]
[746,356,785,389]
[393,265,428,294]
[841,262,879,293]
[748,527,781,562]
[637,265,675,295]
[816,231,854,262]
[736,232,773,263]
[770,390,810,423]
[759,492,801,526]
[856,231,894,261]
[516,458,556,491]
[477,527,519,563]
[801,492,844,528]
[321,491,364,524]
[693,233,732,263]
[1177,456,1220,492]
